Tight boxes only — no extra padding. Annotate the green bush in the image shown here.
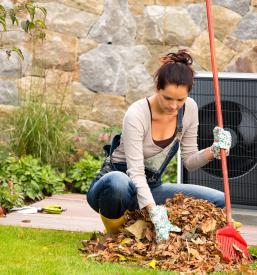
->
[10,98,74,169]
[67,152,177,193]
[161,158,177,183]
[0,1,47,59]
[68,152,102,193]
[0,155,65,203]
[0,185,24,211]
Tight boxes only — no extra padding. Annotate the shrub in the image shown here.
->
[161,158,177,183]
[68,152,102,193]
[0,184,24,211]
[10,97,74,170]
[0,1,47,59]
[67,151,177,193]
[0,155,65,202]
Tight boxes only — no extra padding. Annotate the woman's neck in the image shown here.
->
[148,95,177,119]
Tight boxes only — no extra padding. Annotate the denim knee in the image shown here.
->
[214,192,225,208]
[86,171,137,218]
[103,171,133,195]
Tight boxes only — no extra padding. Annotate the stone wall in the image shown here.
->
[0,0,257,151]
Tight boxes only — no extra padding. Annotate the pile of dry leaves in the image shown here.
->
[81,194,256,273]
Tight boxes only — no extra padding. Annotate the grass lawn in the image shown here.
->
[0,225,175,275]
[0,225,256,275]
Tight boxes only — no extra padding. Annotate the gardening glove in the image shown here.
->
[210,126,232,159]
[149,205,181,242]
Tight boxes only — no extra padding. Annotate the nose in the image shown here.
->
[170,100,178,109]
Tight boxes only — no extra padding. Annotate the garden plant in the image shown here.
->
[0,1,256,275]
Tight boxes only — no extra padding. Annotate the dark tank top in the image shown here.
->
[146,98,176,149]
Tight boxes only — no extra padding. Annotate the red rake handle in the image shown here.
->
[205,0,232,224]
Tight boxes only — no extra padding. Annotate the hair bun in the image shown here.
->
[160,49,193,66]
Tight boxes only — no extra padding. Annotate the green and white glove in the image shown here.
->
[210,126,232,159]
[149,205,181,242]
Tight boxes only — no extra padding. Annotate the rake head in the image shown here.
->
[216,225,252,262]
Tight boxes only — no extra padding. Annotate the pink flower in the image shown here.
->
[98,133,110,142]
[73,136,81,142]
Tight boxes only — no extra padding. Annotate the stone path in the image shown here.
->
[0,194,256,245]
[0,194,104,232]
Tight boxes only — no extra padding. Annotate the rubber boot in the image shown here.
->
[100,214,125,234]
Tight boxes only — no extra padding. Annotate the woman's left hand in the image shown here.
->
[210,126,232,159]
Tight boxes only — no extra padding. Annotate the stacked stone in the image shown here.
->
[0,0,256,153]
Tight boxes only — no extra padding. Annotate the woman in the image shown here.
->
[87,50,231,242]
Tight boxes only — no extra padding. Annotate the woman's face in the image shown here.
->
[156,84,188,115]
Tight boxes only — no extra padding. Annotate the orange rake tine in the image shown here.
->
[216,226,251,262]
[205,0,251,262]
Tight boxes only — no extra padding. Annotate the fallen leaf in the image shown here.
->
[81,194,252,273]
[0,207,6,217]
[120,238,133,246]
[233,244,247,259]
[117,254,127,261]
[142,226,153,241]
[136,242,146,250]
[188,247,200,257]
[191,237,206,245]
[148,260,156,269]
[200,218,217,233]
[125,220,148,240]
[21,219,31,223]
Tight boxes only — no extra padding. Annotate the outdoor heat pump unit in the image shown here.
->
[181,72,257,208]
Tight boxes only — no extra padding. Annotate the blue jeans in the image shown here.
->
[87,171,225,219]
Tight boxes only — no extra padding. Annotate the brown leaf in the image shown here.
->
[81,194,248,273]
[142,226,153,241]
[120,238,133,246]
[188,247,200,257]
[0,207,6,217]
[200,218,217,233]
[124,220,148,240]
[191,237,206,245]
[135,242,146,251]
[21,219,31,223]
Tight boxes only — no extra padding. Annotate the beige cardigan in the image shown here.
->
[112,97,210,209]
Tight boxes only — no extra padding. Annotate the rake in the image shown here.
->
[205,0,251,262]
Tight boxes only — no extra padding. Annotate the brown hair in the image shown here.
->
[154,50,195,92]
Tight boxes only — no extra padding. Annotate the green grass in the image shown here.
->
[0,225,256,275]
[249,246,257,269]
[0,225,175,275]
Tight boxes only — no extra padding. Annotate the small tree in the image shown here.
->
[0,0,47,59]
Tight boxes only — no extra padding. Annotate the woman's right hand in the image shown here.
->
[148,205,181,242]
[210,126,232,159]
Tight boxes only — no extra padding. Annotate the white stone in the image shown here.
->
[0,80,19,105]
[213,0,250,16]
[0,47,31,78]
[140,6,200,45]
[80,45,127,95]
[89,0,137,45]
[187,4,207,31]
[232,12,257,40]
[79,44,152,95]
[33,31,77,71]
[77,119,107,132]
[78,38,98,55]
[36,0,104,15]
[0,0,12,9]
[126,65,155,104]
[38,2,98,38]
[115,45,151,70]
[71,81,96,106]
